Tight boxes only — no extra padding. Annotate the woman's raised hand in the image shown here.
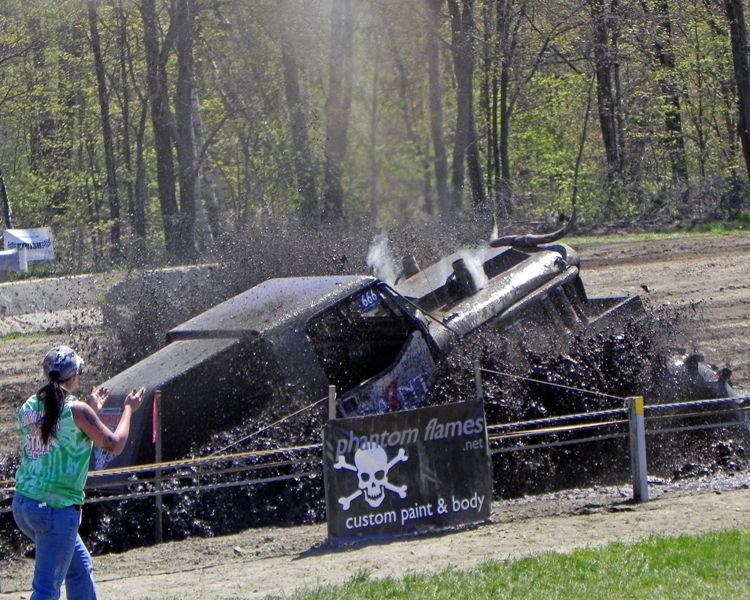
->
[125,386,147,412]
[88,386,109,414]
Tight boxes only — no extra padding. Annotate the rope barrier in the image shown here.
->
[489,432,628,453]
[85,469,324,504]
[645,420,747,437]
[205,395,327,457]
[646,396,750,412]
[645,406,749,424]
[486,407,626,432]
[0,399,742,492]
[479,366,626,402]
[88,455,322,491]
[2,367,748,511]
[86,442,322,480]
[0,469,323,514]
[488,418,628,441]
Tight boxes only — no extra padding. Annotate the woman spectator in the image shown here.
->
[12,345,145,600]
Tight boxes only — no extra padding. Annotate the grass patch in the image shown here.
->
[0,331,54,343]
[568,227,750,245]
[265,529,750,600]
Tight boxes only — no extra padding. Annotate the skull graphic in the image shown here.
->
[356,444,390,507]
[334,442,408,510]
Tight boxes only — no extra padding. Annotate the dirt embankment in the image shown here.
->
[577,234,750,389]
[2,234,750,599]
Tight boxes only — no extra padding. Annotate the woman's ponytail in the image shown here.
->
[38,376,66,446]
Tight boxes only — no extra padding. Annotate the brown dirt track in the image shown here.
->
[2,233,750,599]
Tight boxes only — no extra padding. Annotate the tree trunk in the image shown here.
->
[368,33,381,221]
[189,80,215,253]
[726,0,750,185]
[497,0,513,217]
[115,2,136,247]
[134,99,149,264]
[279,12,318,218]
[588,0,624,180]
[481,2,497,211]
[448,0,486,211]
[322,0,359,223]
[648,1,688,184]
[191,79,226,243]
[173,0,199,260]
[466,96,486,208]
[141,0,180,260]
[425,0,451,217]
[88,0,121,263]
[0,168,13,229]
[386,21,433,215]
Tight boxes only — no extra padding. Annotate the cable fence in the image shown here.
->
[477,364,750,501]
[2,364,749,515]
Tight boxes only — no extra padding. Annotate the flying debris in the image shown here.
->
[91,221,733,478]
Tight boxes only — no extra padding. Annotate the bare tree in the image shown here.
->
[448,0,486,211]
[113,0,149,262]
[322,0,360,222]
[173,0,200,259]
[386,22,434,216]
[588,0,625,180]
[141,0,183,259]
[88,0,121,262]
[191,78,226,242]
[641,0,688,184]
[279,0,318,218]
[425,0,451,217]
[726,0,750,185]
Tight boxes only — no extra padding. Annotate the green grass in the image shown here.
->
[127,529,750,599]
[562,212,750,245]
[568,226,750,245]
[0,331,54,343]
[260,529,750,600]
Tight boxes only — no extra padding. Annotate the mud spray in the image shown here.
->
[1,216,748,560]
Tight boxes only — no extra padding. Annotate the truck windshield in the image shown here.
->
[305,286,415,393]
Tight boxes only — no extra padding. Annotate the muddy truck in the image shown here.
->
[89,236,733,477]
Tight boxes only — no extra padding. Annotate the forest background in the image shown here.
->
[3,0,750,274]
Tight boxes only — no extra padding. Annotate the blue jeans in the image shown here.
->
[12,492,98,600]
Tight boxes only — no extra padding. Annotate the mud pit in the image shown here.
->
[3,234,750,599]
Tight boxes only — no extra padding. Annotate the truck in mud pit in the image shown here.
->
[90,236,734,477]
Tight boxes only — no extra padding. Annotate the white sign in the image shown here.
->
[3,228,54,261]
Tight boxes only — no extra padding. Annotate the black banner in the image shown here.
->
[323,401,492,543]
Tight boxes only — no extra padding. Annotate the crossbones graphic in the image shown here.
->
[335,443,408,509]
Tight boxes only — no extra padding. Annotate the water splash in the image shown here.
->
[454,249,489,290]
[366,232,398,285]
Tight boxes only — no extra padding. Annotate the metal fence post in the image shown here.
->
[153,390,163,543]
[328,385,337,420]
[627,396,648,502]
[474,360,483,402]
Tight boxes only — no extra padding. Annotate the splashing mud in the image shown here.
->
[2,218,748,561]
